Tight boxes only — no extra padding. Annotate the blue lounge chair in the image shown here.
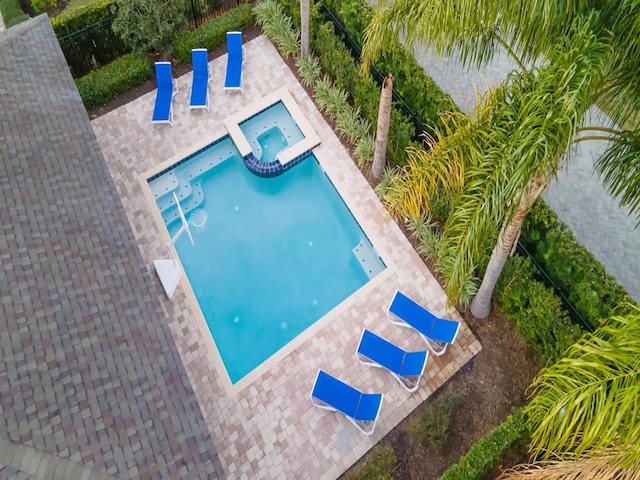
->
[152,62,178,126]
[189,48,211,111]
[224,31,244,92]
[310,369,383,436]
[387,291,461,356]
[356,329,428,392]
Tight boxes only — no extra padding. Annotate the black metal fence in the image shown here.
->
[58,0,246,78]
[58,16,128,78]
[187,0,245,28]
[319,3,428,140]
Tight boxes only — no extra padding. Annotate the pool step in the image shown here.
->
[352,239,385,279]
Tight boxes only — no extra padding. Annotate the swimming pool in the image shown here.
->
[147,91,385,385]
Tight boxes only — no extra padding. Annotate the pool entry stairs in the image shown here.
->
[148,140,235,228]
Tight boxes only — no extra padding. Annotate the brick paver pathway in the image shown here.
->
[91,34,481,479]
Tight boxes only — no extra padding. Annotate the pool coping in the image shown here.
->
[139,93,393,397]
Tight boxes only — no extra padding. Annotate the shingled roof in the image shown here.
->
[0,15,223,479]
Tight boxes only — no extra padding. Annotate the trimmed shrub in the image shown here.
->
[439,409,529,480]
[376,47,456,134]
[174,3,253,64]
[75,52,152,110]
[314,21,359,95]
[0,0,28,28]
[496,255,583,364]
[520,198,636,329]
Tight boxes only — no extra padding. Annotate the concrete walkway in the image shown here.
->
[413,46,640,301]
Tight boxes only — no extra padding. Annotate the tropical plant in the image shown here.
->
[497,304,640,479]
[295,55,321,87]
[353,134,375,167]
[362,0,640,316]
[111,0,186,55]
[336,106,370,144]
[313,77,349,119]
[254,0,299,59]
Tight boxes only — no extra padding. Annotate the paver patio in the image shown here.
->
[91,35,481,479]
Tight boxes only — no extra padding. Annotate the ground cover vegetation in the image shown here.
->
[27,0,639,476]
[0,0,28,27]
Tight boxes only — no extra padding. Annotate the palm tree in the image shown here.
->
[362,0,640,316]
[372,74,394,180]
[496,304,640,479]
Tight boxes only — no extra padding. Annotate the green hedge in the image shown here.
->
[496,255,583,363]
[75,4,254,111]
[311,19,418,164]
[0,0,28,28]
[439,409,529,480]
[75,52,152,111]
[520,198,636,330]
[52,0,128,78]
[174,3,254,65]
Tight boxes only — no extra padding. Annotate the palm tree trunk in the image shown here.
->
[300,0,310,59]
[470,175,548,319]
[372,74,394,180]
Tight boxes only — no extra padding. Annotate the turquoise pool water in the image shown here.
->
[148,107,384,384]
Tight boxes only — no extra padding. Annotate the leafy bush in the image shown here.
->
[520,199,636,329]
[353,134,375,166]
[112,0,187,56]
[342,445,396,480]
[322,0,372,45]
[314,21,359,95]
[254,0,299,59]
[495,254,584,364]
[31,0,56,14]
[75,52,152,110]
[376,47,456,134]
[174,3,253,64]
[335,106,370,144]
[440,409,530,480]
[409,394,459,450]
[295,54,322,88]
[0,0,28,28]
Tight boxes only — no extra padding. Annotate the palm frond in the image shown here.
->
[594,130,640,226]
[526,304,640,466]
[498,446,640,480]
